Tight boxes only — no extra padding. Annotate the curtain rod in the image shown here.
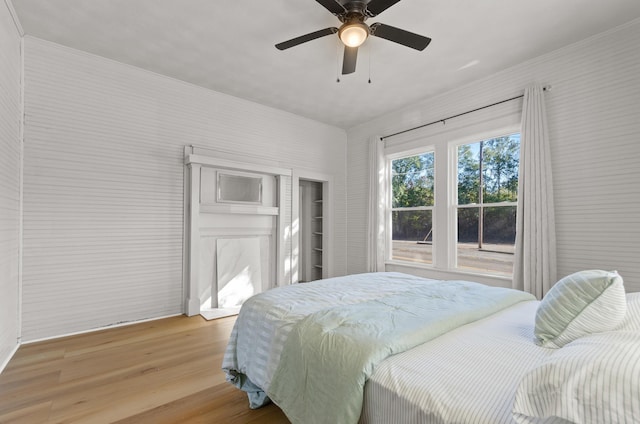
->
[380,86,550,141]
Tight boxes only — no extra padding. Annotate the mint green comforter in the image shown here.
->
[267,279,534,424]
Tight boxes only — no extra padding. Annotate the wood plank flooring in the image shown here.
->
[0,315,290,424]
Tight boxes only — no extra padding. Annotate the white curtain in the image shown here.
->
[366,136,386,272]
[513,85,557,298]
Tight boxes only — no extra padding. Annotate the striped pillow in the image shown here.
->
[534,270,626,348]
[513,331,640,424]
[618,292,640,330]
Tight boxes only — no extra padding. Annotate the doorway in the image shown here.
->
[299,180,323,282]
[292,170,332,284]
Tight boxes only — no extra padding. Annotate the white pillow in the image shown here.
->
[534,270,626,348]
[513,330,640,424]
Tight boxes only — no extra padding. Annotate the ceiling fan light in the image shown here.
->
[339,23,369,47]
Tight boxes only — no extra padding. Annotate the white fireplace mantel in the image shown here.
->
[183,147,292,316]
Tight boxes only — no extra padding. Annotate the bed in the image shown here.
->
[222,271,640,424]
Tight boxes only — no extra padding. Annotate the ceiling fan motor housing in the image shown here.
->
[339,1,369,22]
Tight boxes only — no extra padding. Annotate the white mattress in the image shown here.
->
[361,300,552,424]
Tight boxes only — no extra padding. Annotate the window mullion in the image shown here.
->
[391,206,434,212]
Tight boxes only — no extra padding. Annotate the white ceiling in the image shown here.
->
[10,0,640,129]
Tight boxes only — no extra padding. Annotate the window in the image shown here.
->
[456,134,520,276]
[389,151,435,265]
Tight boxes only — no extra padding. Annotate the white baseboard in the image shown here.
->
[0,341,21,375]
[22,313,183,345]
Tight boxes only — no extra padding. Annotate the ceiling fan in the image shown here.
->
[275,0,431,75]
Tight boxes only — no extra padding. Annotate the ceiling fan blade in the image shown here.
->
[366,0,402,16]
[315,0,346,15]
[370,23,431,51]
[275,27,338,50]
[342,46,358,74]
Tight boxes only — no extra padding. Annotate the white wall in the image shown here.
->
[347,19,640,292]
[0,0,22,369]
[21,37,347,341]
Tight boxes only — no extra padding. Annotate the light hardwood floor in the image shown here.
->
[0,315,290,423]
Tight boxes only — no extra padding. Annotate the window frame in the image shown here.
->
[385,146,436,268]
[450,131,521,275]
[380,109,522,283]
